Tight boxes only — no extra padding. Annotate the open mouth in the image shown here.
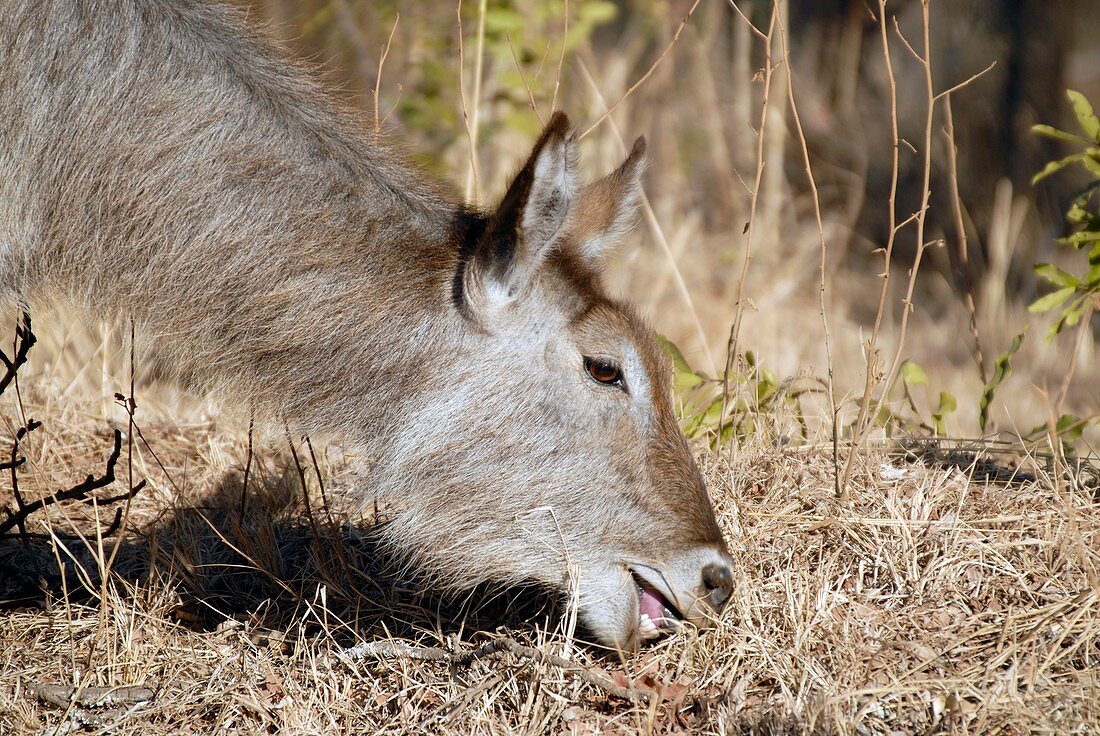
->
[630,568,683,641]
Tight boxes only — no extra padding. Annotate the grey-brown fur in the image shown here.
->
[0,0,732,648]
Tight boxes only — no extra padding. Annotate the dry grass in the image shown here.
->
[2,337,1098,735]
[4,2,1100,733]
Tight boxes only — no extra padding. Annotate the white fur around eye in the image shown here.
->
[622,346,651,431]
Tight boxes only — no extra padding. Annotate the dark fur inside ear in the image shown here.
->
[450,207,488,320]
[459,112,577,314]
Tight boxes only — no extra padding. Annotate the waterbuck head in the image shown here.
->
[373,113,732,650]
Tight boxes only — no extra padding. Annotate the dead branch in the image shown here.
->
[341,637,654,702]
[31,683,155,709]
[0,428,146,539]
[0,312,35,396]
[31,683,153,735]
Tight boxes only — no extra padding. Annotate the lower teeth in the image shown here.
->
[638,613,661,639]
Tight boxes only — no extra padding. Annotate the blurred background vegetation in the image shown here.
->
[243,0,1100,447]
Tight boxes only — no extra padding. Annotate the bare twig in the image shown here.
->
[550,0,568,113]
[777,8,839,498]
[341,637,653,702]
[0,312,35,396]
[872,2,937,428]
[0,428,146,538]
[943,93,986,382]
[579,0,702,139]
[461,0,488,203]
[725,0,767,40]
[721,3,779,448]
[507,35,544,123]
[373,13,401,140]
[32,683,155,709]
[840,0,912,495]
[5,419,41,538]
[102,322,141,577]
[933,61,996,102]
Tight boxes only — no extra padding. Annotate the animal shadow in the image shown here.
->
[0,462,562,647]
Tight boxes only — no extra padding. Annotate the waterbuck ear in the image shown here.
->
[463,112,578,313]
[566,136,647,269]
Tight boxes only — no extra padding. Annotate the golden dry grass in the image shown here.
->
[2,337,1098,735]
[4,2,1100,733]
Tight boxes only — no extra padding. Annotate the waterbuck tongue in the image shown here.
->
[639,582,670,623]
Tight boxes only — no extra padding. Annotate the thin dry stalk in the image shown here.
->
[721,3,778,448]
[551,0,567,113]
[872,6,937,421]
[373,12,401,140]
[776,12,839,497]
[840,0,907,495]
[578,0,701,140]
[943,93,986,382]
[729,2,756,171]
[507,35,543,123]
[759,0,789,252]
[1055,308,1094,419]
[458,0,487,204]
[102,322,139,579]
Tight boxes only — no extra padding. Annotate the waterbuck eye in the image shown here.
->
[584,356,624,388]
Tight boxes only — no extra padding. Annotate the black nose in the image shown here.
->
[702,562,734,612]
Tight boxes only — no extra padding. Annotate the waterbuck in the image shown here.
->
[0,0,734,648]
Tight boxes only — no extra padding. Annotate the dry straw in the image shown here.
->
[4,0,1100,733]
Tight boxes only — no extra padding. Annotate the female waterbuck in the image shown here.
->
[0,0,734,648]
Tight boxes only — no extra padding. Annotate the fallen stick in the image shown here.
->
[31,683,155,709]
[341,637,653,702]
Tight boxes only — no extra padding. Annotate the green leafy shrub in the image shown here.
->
[1030,90,1100,343]
[656,337,818,445]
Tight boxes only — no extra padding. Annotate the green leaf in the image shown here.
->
[979,332,1026,432]
[1083,150,1100,177]
[655,334,706,391]
[1029,286,1076,313]
[938,391,958,414]
[1067,201,1091,225]
[1034,263,1083,287]
[1056,414,1086,443]
[1032,153,1085,185]
[1031,124,1089,144]
[1064,295,1092,327]
[578,0,617,25]
[900,359,929,387]
[756,371,779,403]
[684,394,726,437]
[655,336,691,373]
[1070,180,1100,215]
[1090,241,1100,266]
[1045,314,1067,346]
[1068,90,1100,142]
[1058,230,1100,247]
[1027,414,1088,443]
[565,0,617,50]
[932,391,957,436]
